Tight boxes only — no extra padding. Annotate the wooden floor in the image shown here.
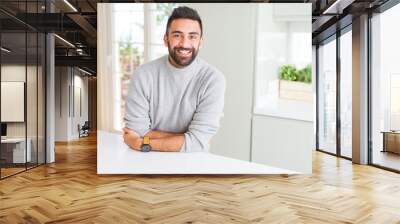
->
[1,163,45,178]
[1,167,26,178]
[1,134,400,223]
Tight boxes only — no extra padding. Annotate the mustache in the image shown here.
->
[174,47,194,52]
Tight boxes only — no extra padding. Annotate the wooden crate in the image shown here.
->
[279,80,313,102]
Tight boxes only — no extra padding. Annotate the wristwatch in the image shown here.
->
[141,136,151,152]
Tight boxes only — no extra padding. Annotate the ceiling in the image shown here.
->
[1,0,98,73]
[0,0,394,74]
[311,0,390,44]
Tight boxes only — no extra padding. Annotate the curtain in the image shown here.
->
[97,4,120,133]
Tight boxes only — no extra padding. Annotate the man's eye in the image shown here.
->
[173,34,180,38]
[189,35,197,40]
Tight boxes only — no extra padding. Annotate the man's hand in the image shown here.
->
[123,127,143,151]
[123,128,185,152]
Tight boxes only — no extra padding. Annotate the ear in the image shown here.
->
[199,36,204,49]
[163,34,168,47]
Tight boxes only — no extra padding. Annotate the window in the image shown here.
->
[0,1,46,179]
[254,4,312,121]
[112,3,176,130]
[317,37,337,155]
[390,74,400,130]
[371,3,400,171]
[340,29,352,158]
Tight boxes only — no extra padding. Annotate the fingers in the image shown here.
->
[123,132,134,148]
[122,132,128,144]
[122,127,140,139]
[123,127,137,135]
[122,127,129,134]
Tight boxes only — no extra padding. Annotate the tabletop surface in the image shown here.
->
[97,131,298,175]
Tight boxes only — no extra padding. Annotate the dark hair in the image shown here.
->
[166,6,203,36]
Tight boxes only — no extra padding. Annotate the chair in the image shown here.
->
[78,121,90,138]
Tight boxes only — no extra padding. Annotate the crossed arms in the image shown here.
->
[123,129,184,152]
[123,67,225,153]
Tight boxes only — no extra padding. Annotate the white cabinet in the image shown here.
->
[251,115,313,173]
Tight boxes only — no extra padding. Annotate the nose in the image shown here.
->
[178,35,191,49]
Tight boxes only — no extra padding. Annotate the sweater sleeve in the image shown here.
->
[124,68,151,137]
[181,71,226,153]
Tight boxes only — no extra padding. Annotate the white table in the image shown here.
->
[97,131,298,175]
[1,138,31,163]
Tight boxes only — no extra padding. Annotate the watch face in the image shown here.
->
[141,144,151,152]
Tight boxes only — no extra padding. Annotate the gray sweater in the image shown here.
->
[124,55,225,152]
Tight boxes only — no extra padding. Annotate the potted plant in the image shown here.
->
[279,64,312,102]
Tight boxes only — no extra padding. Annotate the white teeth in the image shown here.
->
[178,49,191,55]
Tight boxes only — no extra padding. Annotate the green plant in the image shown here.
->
[156,3,177,26]
[279,64,312,83]
[297,64,312,83]
[280,65,297,81]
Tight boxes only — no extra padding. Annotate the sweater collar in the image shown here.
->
[165,55,199,75]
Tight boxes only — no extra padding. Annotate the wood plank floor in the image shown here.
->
[1,167,26,178]
[1,134,400,223]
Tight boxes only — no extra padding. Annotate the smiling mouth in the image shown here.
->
[176,48,192,57]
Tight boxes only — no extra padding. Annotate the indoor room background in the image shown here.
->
[97,3,313,173]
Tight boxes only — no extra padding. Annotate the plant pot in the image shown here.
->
[279,80,313,102]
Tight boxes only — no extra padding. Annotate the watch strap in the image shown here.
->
[143,136,150,145]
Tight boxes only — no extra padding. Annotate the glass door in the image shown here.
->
[370,3,400,171]
[317,36,337,155]
[339,28,352,158]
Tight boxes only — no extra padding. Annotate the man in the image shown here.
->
[123,6,225,153]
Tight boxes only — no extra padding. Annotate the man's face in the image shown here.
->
[164,18,203,68]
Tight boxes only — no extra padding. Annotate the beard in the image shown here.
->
[167,43,199,67]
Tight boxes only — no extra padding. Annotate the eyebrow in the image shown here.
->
[171,31,200,36]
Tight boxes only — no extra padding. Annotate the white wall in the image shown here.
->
[186,3,257,161]
[74,73,89,138]
[186,3,312,173]
[55,67,89,141]
[71,74,89,138]
[55,67,69,141]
